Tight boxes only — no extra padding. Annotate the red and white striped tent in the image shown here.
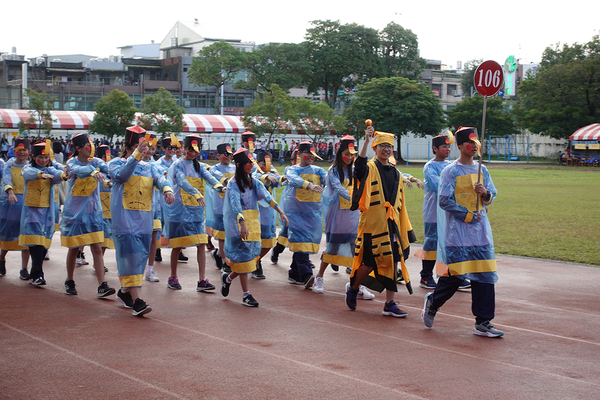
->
[0,109,246,133]
[570,123,600,141]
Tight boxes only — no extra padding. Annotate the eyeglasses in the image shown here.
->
[166,146,177,150]
[378,144,393,150]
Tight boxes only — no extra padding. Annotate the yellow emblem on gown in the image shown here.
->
[123,175,153,211]
[181,177,205,207]
[70,176,97,197]
[24,179,51,208]
[339,178,352,210]
[296,174,321,203]
[454,174,482,212]
[10,166,24,194]
[100,192,111,219]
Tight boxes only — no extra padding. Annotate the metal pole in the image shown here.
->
[527,135,530,164]
[477,96,488,212]
[406,142,409,166]
[427,141,430,161]
[507,136,511,165]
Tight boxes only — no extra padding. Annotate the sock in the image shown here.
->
[226,276,232,284]
[147,265,154,274]
[243,291,250,298]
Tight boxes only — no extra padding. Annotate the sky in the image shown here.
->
[1,0,599,68]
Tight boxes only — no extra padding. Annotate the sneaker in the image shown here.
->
[104,266,108,273]
[178,251,188,263]
[309,260,315,269]
[331,264,339,272]
[117,289,134,308]
[220,273,231,297]
[396,269,404,284]
[64,279,77,295]
[242,294,259,307]
[473,321,504,338]
[458,279,471,291]
[313,277,324,293]
[44,250,50,260]
[97,282,116,298]
[211,249,223,270]
[382,300,408,318]
[346,267,352,274]
[345,285,358,310]
[196,279,215,292]
[154,248,162,262]
[19,268,30,280]
[29,277,46,286]
[206,238,215,251]
[145,271,160,282]
[79,252,89,265]
[167,276,182,290]
[421,292,437,328]
[270,250,279,264]
[132,298,152,317]
[304,274,315,289]
[0,260,5,275]
[251,260,265,279]
[420,276,437,290]
[222,263,232,274]
[357,285,375,300]
[75,257,83,266]
[288,276,304,285]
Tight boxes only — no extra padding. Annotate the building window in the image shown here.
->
[447,84,458,96]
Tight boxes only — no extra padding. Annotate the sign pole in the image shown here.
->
[477,96,488,212]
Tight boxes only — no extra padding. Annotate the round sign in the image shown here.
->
[473,60,504,97]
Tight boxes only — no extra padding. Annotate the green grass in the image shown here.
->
[208,159,600,265]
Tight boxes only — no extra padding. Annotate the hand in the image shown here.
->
[197,197,206,207]
[8,191,17,205]
[279,211,289,227]
[239,220,249,240]
[365,126,375,142]
[41,173,54,179]
[474,182,486,195]
[415,179,424,190]
[94,172,106,183]
[404,180,414,189]
[107,181,113,189]
[281,176,287,182]
[267,175,278,184]
[137,139,149,154]
[164,191,175,205]
[470,211,482,224]
[307,183,323,193]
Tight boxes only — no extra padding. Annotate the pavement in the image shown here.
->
[1,234,599,399]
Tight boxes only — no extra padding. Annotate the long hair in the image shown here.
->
[184,145,201,174]
[234,163,253,193]
[333,146,353,184]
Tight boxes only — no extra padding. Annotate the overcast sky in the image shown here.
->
[2,0,598,68]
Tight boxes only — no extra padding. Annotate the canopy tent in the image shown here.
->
[570,123,600,141]
[0,109,246,133]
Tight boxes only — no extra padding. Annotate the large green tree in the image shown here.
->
[292,98,346,144]
[24,88,56,137]
[380,22,425,78]
[344,77,446,149]
[187,41,247,114]
[234,42,311,96]
[138,88,185,135]
[89,89,138,140]
[447,95,518,139]
[304,20,382,106]
[515,35,600,139]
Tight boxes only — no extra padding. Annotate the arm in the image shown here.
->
[328,168,351,201]
[108,150,143,183]
[438,168,479,224]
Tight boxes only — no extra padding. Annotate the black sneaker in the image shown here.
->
[309,260,316,269]
[97,281,116,298]
[19,268,30,280]
[251,260,265,279]
[178,250,188,263]
[64,279,77,295]
[206,238,215,251]
[222,263,232,274]
[117,289,134,309]
[221,273,231,297]
[0,260,5,275]
[211,249,223,270]
[304,274,315,289]
[331,264,339,272]
[270,250,279,264]
[29,277,46,286]
[132,298,152,317]
[242,294,259,307]
[154,248,162,262]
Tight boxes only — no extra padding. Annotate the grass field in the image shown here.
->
[206,159,600,266]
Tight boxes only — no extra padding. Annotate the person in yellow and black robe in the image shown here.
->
[345,125,416,318]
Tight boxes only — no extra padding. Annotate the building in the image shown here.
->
[418,59,464,111]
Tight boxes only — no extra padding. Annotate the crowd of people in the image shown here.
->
[0,125,502,337]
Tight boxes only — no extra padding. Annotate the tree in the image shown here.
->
[380,22,425,78]
[138,88,185,135]
[447,95,518,139]
[234,42,311,96]
[344,77,446,152]
[89,89,138,141]
[304,20,382,106]
[514,35,600,139]
[292,98,346,144]
[24,88,56,137]
[187,41,247,114]
[460,58,484,96]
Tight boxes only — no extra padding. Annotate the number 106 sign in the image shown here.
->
[473,60,504,97]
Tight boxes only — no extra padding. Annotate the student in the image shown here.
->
[252,151,285,279]
[0,138,31,278]
[96,145,115,253]
[345,125,415,318]
[313,135,374,299]
[19,141,66,285]
[421,127,502,337]
[206,143,235,273]
[60,133,115,297]
[279,141,326,286]
[109,126,174,317]
[220,148,288,306]
[162,134,224,292]
[142,134,162,283]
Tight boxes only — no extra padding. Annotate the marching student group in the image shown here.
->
[0,121,503,337]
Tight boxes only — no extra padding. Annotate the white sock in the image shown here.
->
[146,265,154,274]
[226,275,232,284]
[243,291,250,298]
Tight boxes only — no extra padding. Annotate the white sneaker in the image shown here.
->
[79,256,89,266]
[75,257,83,266]
[313,277,324,293]
[145,271,160,282]
[357,285,375,300]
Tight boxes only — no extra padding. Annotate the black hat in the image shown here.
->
[14,137,30,151]
[125,125,146,146]
[256,151,271,163]
[31,140,51,157]
[71,133,90,149]
[233,147,252,166]
[455,127,478,146]
[297,141,322,160]
[96,144,110,159]
[184,135,202,152]
[217,143,233,155]
[338,135,357,154]
[241,131,256,143]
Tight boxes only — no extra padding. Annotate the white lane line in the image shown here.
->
[0,322,188,400]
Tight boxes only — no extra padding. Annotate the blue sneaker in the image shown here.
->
[419,276,437,290]
[382,300,407,318]
[345,286,358,310]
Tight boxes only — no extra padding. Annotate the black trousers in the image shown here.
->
[431,275,495,324]
[28,245,47,280]
[420,259,436,278]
